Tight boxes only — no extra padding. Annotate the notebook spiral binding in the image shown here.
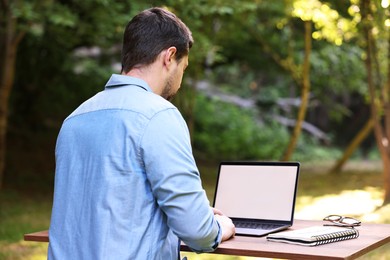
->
[312,229,359,246]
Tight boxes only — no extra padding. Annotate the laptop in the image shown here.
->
[213,161,300,236]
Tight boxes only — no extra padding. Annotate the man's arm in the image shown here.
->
[140,107,234,252]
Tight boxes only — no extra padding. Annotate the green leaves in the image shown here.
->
[194,94,290,160]
[7,0,384,164]
[48,4,77,27]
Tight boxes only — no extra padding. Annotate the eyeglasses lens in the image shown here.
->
[341,217,361,225]
[323,215,361,227]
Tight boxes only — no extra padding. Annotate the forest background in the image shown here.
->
[1,0,390,259]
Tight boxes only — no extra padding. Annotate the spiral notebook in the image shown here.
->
[266,226,359,246]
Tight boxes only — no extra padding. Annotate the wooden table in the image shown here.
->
[25,220,390,260]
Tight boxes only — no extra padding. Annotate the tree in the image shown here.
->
[166,0,259,138]
[236,0,353,160]
[281,19,312,161]
[360,0,390,204]
[330,118,374,173]
[1,0,33,190]
[2,0,262,186]
[0,0,142,190]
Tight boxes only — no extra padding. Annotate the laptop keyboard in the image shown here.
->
[234,221,282,230]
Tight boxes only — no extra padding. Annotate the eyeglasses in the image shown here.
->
[323,215,361,227]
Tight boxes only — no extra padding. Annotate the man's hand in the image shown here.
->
[212,207,235,241]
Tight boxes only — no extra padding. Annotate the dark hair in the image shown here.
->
[121,7,193,73]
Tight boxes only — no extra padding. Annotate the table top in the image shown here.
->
[180,220,390,260]
[25,220,390,260]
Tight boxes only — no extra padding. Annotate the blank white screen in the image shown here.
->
[214,164,298,221]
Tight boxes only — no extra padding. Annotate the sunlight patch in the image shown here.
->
[295,189,383,220]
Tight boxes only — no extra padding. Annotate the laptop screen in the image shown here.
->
[213,162,300,222]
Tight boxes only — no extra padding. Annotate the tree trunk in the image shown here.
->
[281,21,312,161]
[382,5,390,204]
[382,155,390,204]
[361,0,390,204]
[329,118,374,173]
[382,18,390,204]
[0,2,23,190]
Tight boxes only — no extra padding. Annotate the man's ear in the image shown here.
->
[163,47,177,69]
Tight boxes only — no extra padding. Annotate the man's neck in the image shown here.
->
[124,65,164,95]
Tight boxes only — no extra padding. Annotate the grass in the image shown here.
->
[0,190,51,260]
[1,160,390,259]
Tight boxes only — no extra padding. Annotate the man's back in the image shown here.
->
[48,75,221,259]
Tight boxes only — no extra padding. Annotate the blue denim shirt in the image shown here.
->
[48,74,221,260]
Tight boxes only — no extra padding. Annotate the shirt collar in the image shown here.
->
[105,74,152,92]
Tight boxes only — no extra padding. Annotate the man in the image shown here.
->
[48,7,235,260]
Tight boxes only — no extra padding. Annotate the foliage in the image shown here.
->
[292,0,357,45]
[3,0,388,185]
[193,94,290,161]
[310,43,367,122]
[200,0,371,148]
[357,0,390,203]
[11,37,117,130]
[291,134,342,161]
[310,44,366,94]
[9,0,149,132]
[192,89,344,162]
